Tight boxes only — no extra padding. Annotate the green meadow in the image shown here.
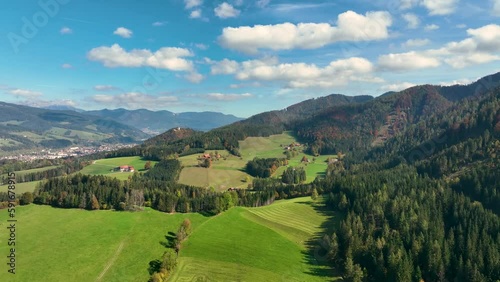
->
[0,197,338,281]
[0,205,208,282]
[178,150,250,190]
[0,181,40,193]
[78,156,157,180]
[0,166,60,193]
[171,197,340,281]
[177,132,337,188]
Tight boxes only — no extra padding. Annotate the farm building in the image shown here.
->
[118,165,135,172]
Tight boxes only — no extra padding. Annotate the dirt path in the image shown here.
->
[95,240,125,282]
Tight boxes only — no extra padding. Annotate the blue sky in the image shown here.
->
[1,0,499,117]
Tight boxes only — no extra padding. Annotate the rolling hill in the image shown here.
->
[0,102,149,153]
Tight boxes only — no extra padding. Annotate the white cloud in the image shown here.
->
[378,51,441,71]
[214,2,240,19]
[184,0,203,9]
[209,58,240,75]
[184,72,205,83]
[113,27,133,38]
[421,0,458,15]
[7,88,43,99]
[378,24,500,70]
[456,24,467,29]
[425,24,439,31]
[205,93,253,101]
[190,9,202,19]
[94,85,118,91]
[439,78,474,86]
[402,13,419,29]
[436,24,500,68]
[152,21,167,27]
[210,57,381,89]
[87,44,194,72]
[444,53,500,68]
[218,11,392,53]
[195,43,209,50]
[494,0,500,16]
[380,82,416,92]
[91,93,178,110]
[399,0,419,9]
[402,38,430,48]
[60,27,72,34]
[61,63,73,69]
[256,0,270,8]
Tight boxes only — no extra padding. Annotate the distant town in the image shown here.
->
[1,143,137,161]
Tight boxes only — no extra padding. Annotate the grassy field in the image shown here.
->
[0,166,59,193]
[0,205,209,282]
[177,133,337,188]
[172,197,340,281]
[0,180,40,193]
[178,150,250,190]
[78,156,157,180]
[0,197,339,281]
[239,132,297,161]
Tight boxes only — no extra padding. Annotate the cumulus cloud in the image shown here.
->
[60,27,72,34]
[205,93,253,101]
[424,24,439,31]
[87,44,194,72]
[402,13,419,29]
[399,0,419,10]
[190,9,202,19]
[421,0,458,15]
[6,88,43,99]
[184,72,205,83]
[378,24,500,70]
[91,93,178,109]
[218,11,392,53]
[184,0,203,9]
[61,63,73,69]
[210,57,382,89]
[214,2,240,18]
[113,27,133,38]
[209,58,240,74]
[380,82,416,92]
[378,51,441,71]
[402,38,430,48]
[94,85,118,91]
[434,24,500,68]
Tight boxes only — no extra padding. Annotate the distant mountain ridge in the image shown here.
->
[85,108,243,133]
[0,102,149,153]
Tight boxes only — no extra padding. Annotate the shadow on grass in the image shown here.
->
[298,199,343,281]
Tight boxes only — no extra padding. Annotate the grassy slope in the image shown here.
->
[78,156,157,181]
[177,133,336,189]
[171,197,340,282]
[0,181,40,193]
[178,150,249,190]
[0,166,60,193]
[0,205,208,282]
